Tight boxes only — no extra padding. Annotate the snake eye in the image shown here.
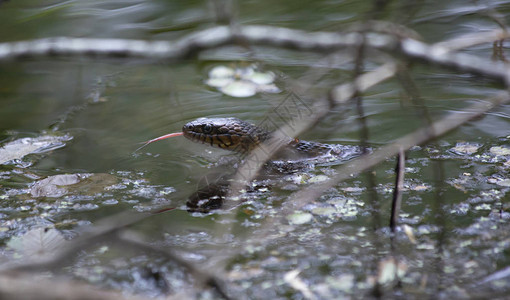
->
[202,124,212,134]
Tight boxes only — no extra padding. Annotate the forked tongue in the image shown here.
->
[134,132,183,153]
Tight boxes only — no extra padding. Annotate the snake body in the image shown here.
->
[182,117,363,212]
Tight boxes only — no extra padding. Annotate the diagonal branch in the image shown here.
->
[287,92,510,212]
[240,92,509,253]
[0,210,231,299]
[227,62,398,199]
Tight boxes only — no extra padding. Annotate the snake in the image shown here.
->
[180,117,356,160]
[141,117,362,212]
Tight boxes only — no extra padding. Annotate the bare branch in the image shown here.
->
[0,25,508,83]
[433,29,510,52]
[400,38,509,83]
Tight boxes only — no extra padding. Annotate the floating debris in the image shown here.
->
[311,206,337,217]
[307,175,329,184]
[450,142,480,155]
[30,173,118,198]
[489,146,510,156]
[496,179,510,187]
[481,266,510,284]
[30,174,88,198]
[409,184,431,191]
[402,224,417,244]
[0,134,72,165]
[287,211,313,225]
[284,269,316,300]
[376,257,408,285]
[326,274,354,292]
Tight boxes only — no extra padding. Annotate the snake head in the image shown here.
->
[182,117,268,153]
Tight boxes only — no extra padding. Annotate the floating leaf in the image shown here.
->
[474,203,491,210]
[220,81,257,98]
[205,77,233,88]
[30,173,117,198]
[7,228,66,259]
[490,146,510,156]
[287,211,313,225]
[208,65,235,78]
[250,71,275,85]
[30,174,89,197]
[0,135,71,164]
[308,175,329,183]
[450,143,480,155]
[495,179,510,187]
[311,206,336,217]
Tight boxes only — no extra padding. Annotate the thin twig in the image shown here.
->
[390,148,405,232]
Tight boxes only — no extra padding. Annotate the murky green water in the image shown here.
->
[1,0,510,298]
